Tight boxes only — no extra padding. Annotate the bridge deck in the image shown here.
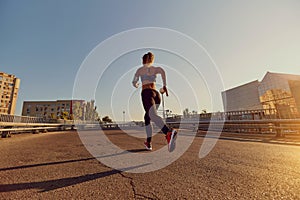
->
[0,129,300,199]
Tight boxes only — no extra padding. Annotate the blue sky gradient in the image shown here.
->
[1,0,300,121]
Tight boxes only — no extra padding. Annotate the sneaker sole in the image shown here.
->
[168,131,177,152]
[144,144,152,151]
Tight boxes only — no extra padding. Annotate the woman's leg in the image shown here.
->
[142,89,155,143]
[148,90,169,134]
[142,89,177,152]
[144,111,152,143]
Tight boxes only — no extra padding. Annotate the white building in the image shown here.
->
[222,80,262,112]
[222,72,300,118]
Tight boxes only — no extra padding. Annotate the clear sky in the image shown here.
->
[1,0,300,121]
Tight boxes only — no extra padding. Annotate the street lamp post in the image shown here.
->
[160,91,166,121]
[123,111,125,124]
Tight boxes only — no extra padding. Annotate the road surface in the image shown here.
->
[0,129,299,199]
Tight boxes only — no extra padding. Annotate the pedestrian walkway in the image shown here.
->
[198,130,300,146]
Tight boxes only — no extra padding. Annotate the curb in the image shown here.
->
[198,134,300,146]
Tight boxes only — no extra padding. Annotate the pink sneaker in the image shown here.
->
[166,129,178,152]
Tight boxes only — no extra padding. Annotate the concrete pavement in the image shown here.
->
[0,130,300,199]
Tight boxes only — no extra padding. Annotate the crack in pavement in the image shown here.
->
[119,172,159,200]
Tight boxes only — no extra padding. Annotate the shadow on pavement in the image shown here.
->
[0,169,120,193]
[128,148,149,153]
[0,157,96,172]
[0,163,150,193]
[0,149,149,172]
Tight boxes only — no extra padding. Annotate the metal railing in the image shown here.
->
[0,114,75,138]
[0,114,58,124]
[166,119,300,137]
[1,111,300,138]
[171,108,300,121]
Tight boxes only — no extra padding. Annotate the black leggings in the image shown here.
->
[141,89,169,143]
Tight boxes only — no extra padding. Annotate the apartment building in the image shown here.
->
[0,72,20,115]
[22,100,85,119]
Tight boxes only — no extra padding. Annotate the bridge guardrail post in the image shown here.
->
[1,126,12,138]
[274,121,284,138]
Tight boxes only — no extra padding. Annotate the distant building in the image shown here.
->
[0,72,20,115]
[222,80,262,112]
[222,72,300,118]
[22,100,85,119]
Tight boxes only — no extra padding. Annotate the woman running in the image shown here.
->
[132,52,177,152]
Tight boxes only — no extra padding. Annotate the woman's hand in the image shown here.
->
[132,82,139,88]
[163,86,169,96]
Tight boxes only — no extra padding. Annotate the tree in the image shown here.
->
[166,109,172,118]
[84,100,99,121]
[50,113,57,119]
[72,101,84,120]
[183,108,190,118]
[102,116,113,123]
[60,111,70,120]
